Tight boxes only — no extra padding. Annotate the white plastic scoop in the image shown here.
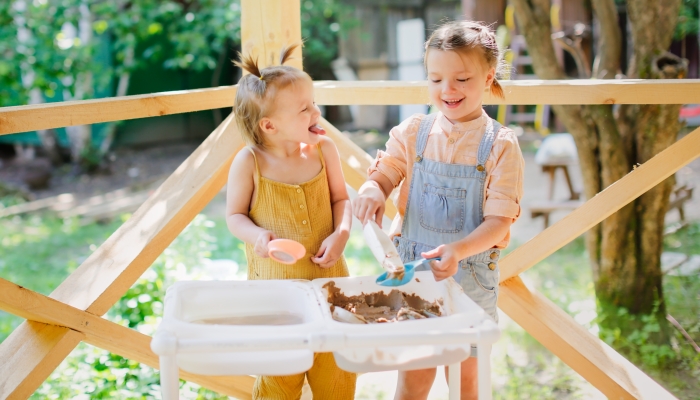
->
[362,221,414,286]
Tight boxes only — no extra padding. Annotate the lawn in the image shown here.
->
[1,209,698,399]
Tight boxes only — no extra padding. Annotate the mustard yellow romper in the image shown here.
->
[245,146,357,400]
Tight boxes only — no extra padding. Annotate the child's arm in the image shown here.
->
[225,148,276,258]
[421,216,512,281]
[311,137,352,268]
[352,118,412,228]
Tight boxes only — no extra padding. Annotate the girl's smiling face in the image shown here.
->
[426,49,495,123]
[263,78,324,147]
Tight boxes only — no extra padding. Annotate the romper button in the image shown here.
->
[300,204,305,209]
[302,220,307,225]
[448,138,455,144]
[490,252,498,260]
[488,262,496,270]
[476,165,485,172]
[415,155,422,162]
[296,188,301,193]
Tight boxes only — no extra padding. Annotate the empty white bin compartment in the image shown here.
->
[159,280,324,376]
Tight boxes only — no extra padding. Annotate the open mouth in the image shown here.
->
[309,123,326,135]
[442,98,464,107]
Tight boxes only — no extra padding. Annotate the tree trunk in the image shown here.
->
[14,0,62,165]
[66,2,94,167]
[512,0,685,340]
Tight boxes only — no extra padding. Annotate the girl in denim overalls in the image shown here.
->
[353,21,524,400]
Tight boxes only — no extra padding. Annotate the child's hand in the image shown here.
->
[353,183,386,227]
[421,244,463,281]
[254,230,276,258]
[311,231,348,268]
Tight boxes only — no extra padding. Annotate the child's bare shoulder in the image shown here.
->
[318,135,340,154]
[229,146,258,175]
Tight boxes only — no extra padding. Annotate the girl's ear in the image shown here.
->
[484,67,496,89]
[259,117,276,135]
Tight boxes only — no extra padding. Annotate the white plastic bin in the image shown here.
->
[151,272,500,400]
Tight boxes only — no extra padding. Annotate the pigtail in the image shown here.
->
[233,52,263,79]
[279,43,301,65]
[490,78,505,99]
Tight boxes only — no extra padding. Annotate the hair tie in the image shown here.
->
[259,74,264,81]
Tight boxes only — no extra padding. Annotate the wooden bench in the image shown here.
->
[666,184,694,233]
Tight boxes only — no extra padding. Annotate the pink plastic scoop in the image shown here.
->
[268,239,306,264]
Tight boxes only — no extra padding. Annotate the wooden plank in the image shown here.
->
[320,117,398,219]
[241,0,302,70]
[500,126,700,282]
[0,322,84,400]
[3,80,700,136]
[0,86,236,136]
[0,114,244,398]
[313,79,700,105]
[499,276,676,399]
[0,278,254,399]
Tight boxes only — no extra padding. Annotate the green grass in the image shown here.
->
[1,209,698,398]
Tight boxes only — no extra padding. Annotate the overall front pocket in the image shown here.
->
[419,183,466,233]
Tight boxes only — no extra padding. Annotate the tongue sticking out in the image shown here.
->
[309,124,326,135]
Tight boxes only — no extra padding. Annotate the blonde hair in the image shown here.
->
[424,21,507,99]
[233,44,310,146]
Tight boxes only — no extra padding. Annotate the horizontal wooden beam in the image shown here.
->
[321,118,398,219]
[3,80,700,135]
[499,276,676,399]
[0,278,254,399]
[0,86,237,136]
[499,125,700,282]
[0,115,243,398]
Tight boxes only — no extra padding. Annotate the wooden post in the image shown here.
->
[241,0,303,70]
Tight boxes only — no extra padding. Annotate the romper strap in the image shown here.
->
[246,147,261,178]
[415,113,438,162]
[476,119,502,170]
[317,143,326,169]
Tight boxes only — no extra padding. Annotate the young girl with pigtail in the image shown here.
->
[226,44,356,399]
[353,21,524,399]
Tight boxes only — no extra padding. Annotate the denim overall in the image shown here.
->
[393,113,502,332]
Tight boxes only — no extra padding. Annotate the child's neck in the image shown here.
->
[262,140,309,159]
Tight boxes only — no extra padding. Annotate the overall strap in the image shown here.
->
[246,147,261,178]
[476,119,502,170]
[415,113,438,162]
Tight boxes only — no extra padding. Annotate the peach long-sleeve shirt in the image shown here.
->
[368,110,524,248]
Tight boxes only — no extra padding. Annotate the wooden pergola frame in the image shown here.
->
[0,1,698,398]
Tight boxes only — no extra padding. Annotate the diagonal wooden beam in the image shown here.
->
[0,114,244,398]
[0,278,254,399]
[499,125,700,282]
[4,80,700,136]
[499,276,676,399]
[0,323,84,400]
